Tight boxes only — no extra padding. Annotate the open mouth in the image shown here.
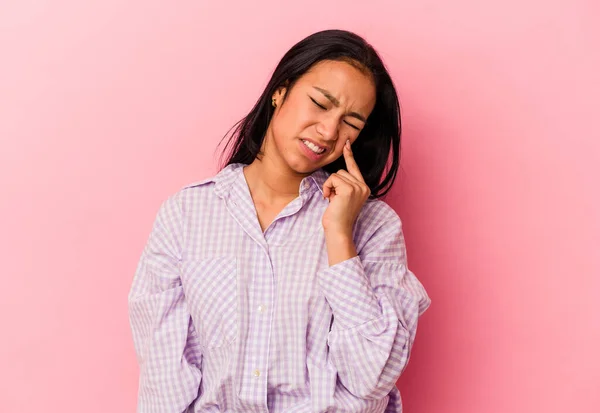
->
[301,139,326,155]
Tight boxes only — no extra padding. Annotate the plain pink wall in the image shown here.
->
[1,1,598,412]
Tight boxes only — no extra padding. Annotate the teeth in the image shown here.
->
[302,140,325,154]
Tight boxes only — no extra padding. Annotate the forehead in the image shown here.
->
[298,60,376,111]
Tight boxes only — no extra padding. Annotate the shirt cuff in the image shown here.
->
[317,256,382,330]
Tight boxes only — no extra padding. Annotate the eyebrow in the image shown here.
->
[312,86,367,123]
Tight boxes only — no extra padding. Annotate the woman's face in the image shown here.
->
[264,59,377,175]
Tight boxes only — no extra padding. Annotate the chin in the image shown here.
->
[285,157,320,175]
[291,165,318,175]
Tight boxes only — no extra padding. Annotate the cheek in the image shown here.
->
[270,111,302,152]
[271,111,293,140]
[331,140,347,157]
[337,134,358,149]
[273,110,296,137]
[328,134,358,158]
[282,101,315,129]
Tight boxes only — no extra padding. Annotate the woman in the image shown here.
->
[128,29,431,412]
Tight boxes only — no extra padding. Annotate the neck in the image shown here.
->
[243,156,307,204]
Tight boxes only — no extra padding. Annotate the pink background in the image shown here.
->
[1,1,599,412]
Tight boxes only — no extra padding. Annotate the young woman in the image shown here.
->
[128,29,431,413]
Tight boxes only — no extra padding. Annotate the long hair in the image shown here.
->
[218,29,401,199]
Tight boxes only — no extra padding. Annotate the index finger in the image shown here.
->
[343,139,365,182]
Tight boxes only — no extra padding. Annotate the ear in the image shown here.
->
[272,86,287,104]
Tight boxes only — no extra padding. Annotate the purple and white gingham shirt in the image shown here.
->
[128,163,431,413]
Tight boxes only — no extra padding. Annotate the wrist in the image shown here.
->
[323,227,353,242]
[325,231,357,267]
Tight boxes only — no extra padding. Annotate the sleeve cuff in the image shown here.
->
[317,256,382,330]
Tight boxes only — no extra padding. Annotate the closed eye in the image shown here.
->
[344,121,360,130]
[310,97,327,110]
[311,95,361,131]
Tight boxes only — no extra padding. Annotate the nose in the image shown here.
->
[316,113,339,141]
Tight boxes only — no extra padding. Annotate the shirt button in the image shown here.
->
[253,369,261,378]
[257,304,266,313]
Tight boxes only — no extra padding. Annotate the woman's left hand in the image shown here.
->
[321,139,371,238]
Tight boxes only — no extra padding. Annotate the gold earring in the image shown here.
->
[272,98,277,108]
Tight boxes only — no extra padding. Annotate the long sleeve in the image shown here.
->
[317,210,431,400]
[128,195,203,412]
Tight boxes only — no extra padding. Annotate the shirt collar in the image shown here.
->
[213,163,244,199]
[213,163,330,199]
[304,168,329,196]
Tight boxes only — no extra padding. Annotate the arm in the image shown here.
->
[318,211,431,400]
[128,194,202,412]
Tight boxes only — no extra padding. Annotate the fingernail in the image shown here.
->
[345,139,350,149]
